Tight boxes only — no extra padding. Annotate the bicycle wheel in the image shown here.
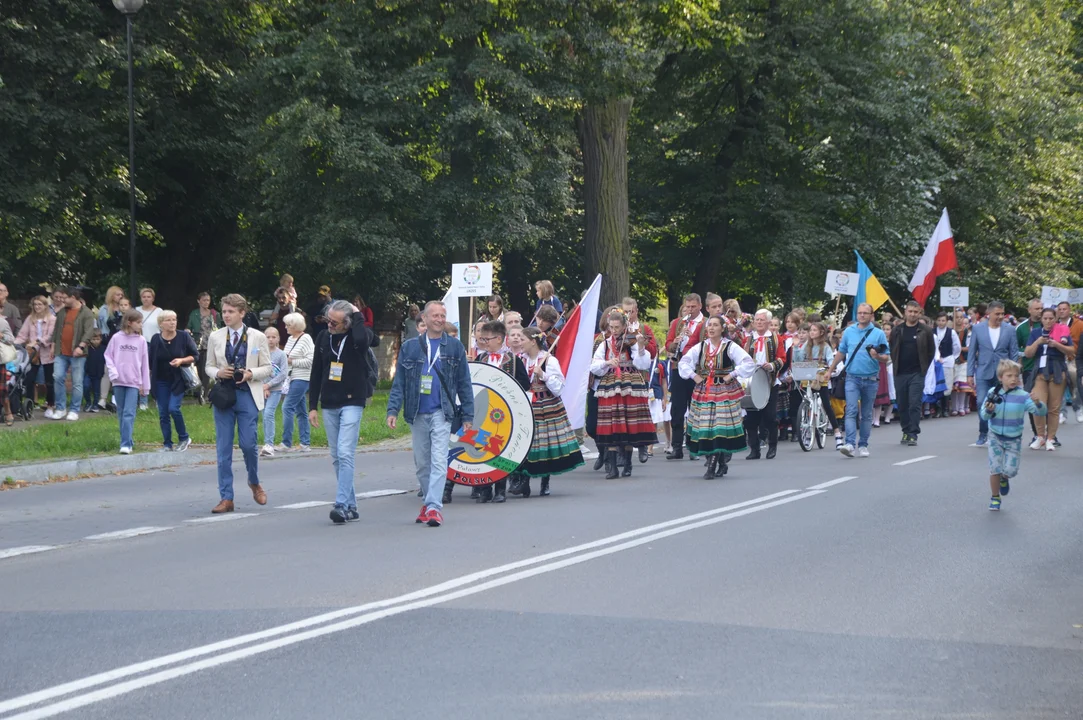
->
[798,399,814,452]
[814,397,826,449]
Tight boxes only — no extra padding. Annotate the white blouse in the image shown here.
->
[590,337,652,376]
[524,353,566,398]
[678,339,755,382]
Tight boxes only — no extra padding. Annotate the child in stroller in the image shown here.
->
[4,345,35,423]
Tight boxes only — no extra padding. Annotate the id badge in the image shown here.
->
[420,374,434,395]
[329,361,344,381]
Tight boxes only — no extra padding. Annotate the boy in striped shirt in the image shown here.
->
[979,360,1046,511]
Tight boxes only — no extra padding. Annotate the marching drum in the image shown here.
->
[739,367,771,410]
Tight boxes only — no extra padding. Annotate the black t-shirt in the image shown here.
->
[896,324,922,375]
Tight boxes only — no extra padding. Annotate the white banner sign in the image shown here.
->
[1041,286,1070,307]
[1068,288,1083,305]
[451,263,494,297]
[824,269,860,296]
[940,286,969,307]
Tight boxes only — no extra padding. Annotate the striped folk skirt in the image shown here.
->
[523,388,585,477]
[594,364,658,447]
[687,378,747,456]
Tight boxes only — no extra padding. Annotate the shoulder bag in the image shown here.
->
[831,326,876,400]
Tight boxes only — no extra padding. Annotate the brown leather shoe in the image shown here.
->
[211,499,234,514]
[249,483,267,505]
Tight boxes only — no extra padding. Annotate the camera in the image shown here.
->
[232,366,246,383]
[985,385,1004,417]
[867,343,888,354]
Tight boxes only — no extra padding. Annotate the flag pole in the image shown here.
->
[886,296,904,317]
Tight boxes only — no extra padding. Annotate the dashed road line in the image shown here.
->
[84,527,173,541]
[894,455,937,466]
[184,513,260,524]
[0,545,58,560]
[807,476,858,491]
[275,501,334,510]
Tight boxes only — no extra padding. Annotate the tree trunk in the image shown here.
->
[578,97,633,310]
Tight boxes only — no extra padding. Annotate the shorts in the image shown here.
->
[988,433,1022,479]
[648,397,671,424]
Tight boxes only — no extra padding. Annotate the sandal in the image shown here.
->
[4,414,13,427]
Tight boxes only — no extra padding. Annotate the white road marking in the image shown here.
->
[275,501,333,510]
[893,455,937,466]
[356,489,409,499]
[2,490,824,720]
[183,513,259,524]
[0,546,58,560]
[0,489,807,717]
[84,527,172,541]
[807,476,858,491]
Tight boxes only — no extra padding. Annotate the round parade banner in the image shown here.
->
[446,362,535,486]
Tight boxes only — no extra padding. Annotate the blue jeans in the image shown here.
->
[213,387,260,500]
[114,385,139,449]
[323,406,364,507]
[281,380,310,447]
[53,355,86,413]
[412,411,451,511]
[155,380,188,448]
[844,374,879,448]
[262,390,282,445]
[976,377,995,436]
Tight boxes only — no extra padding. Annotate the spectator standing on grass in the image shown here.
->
[352,295,375,328]
[104,310,150,454]
[48,287,68,317]
[308,301,379,524]
[402,304,421,344]
[280,312,314,452]
[0,282,22,334]
[82,329,106,413]
[0,316,15,426]
[305,286,333,339]
[204,294,272,514]
[259,327,287,457]
[47,288,96,421]
[16,296,56,412]
[268,287,296,348]
[149,311,197,452]
[136,288,162,411]
[186,291,219,404]
[95,286,125,410]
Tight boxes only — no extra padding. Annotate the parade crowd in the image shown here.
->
[1,277,1077,522]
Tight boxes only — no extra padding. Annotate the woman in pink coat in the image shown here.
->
[15,296,57,411]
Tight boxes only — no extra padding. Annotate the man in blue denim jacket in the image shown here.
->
[387,300,474,528]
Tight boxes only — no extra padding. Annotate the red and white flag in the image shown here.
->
[908,208,958,306]
[552,274,602,430]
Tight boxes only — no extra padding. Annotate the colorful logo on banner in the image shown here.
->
[461,264,482,287]
[446,362,535,486]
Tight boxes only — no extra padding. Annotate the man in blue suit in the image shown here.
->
[967,301,1020,446]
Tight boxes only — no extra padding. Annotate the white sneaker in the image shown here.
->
[839,443,855,457]
[1029,437,1045,450]
[1059,410,1067,425]
[65,411,79,421]
[1046,442,1056,452]
[43,408,57,420]
[298,444,311,453]
[1076,408,1083,424]
[259,444,275,457]
[119,446,132,455]
[274,443,289,453]
[857,446,870,458]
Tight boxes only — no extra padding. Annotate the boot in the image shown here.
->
[442,481,454,504]
[703,455,717,480]
[621,450,633,477]
[470,486,481,499]
[539,476,550,496]
[604,450,620,479]
[745,427,760,459]
[493,479,507,503]
[508,474,526,496]
[593,445,607,471]
[477,485,493,503]
[521,477,532,498]
[666,446,684,460]
[716,453,729,477]
[638,446,649,463]
[765,444,777,460]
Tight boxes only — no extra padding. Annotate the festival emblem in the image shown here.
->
[461,264,482,287]
[946,287,963,304]
[446,362,535,486]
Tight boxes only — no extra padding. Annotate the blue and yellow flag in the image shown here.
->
[853,250,890,320]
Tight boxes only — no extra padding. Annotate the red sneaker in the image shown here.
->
[426,509,443,527]
[415,505,428,524]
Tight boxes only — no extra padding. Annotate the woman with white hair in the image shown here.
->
[281,312,314,451]
[149,310,198,451]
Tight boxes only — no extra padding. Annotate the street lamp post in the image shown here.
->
[113,0,145,303]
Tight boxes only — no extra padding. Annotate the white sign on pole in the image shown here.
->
[940,286,969,307]
[1041,286,1070,307]
[441,286,460,331]
[1067,288,1083,306]
[824,270,860,296]
[451,263,494,298]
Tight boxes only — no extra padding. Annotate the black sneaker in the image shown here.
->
[329,504,348,524]
[900,433,909,445]
[347,506,359,521]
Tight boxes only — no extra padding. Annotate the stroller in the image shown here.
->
[5,345,36,421]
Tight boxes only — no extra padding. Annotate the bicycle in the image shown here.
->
[792,362,831,452]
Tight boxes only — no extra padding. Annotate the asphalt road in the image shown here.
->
[2,415,1082,719]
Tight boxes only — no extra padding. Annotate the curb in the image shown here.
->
[0,437,413,485]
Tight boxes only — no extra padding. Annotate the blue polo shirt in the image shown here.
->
[838,323,889,378]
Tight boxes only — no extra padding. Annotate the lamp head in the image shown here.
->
[112,0,145,15]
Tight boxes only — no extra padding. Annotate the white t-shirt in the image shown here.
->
[138,306,162,342]
[988,325,1001,350]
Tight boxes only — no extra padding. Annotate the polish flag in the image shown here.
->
[908,208,958,307]
[551,274,602,430]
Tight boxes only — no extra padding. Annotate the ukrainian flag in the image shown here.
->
[853,250,890,320]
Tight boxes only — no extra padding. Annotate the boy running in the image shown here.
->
[979,359,1046,511]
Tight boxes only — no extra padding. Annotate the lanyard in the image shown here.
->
[331,334,348,362]
[426,338,441,373]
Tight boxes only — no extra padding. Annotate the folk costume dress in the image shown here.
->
[519,353,584,491]
[590,336,656,447]
[678,338,755,458]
